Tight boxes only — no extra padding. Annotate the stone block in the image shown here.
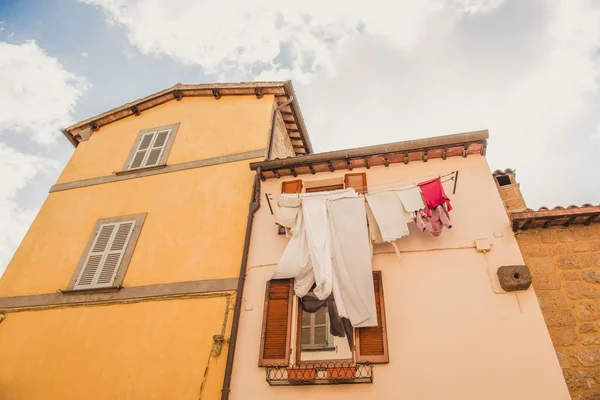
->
[545,308,577,327]
[580,323,598,334]
[572,242,592,253]
[532,274,562,290]
[592,254,600,268]
[583,270,600,284]
[549,327,578,346]
[522,245,548,258]
[583,394,600,400]
[559,255,587,270]
[532,258,556,274]
[559,232,578,243]
[574,348,600,366]
[564,368,596,391]
[497,265,532,292]
[565,282,600,300]
[541,235,558,244]
[583,336,600,346]
[562,271,581,281]
[537,292,555,309]
[516,234,540,246]
[556,244,571,255]
[576,302,600,321]
[591,241,600,252]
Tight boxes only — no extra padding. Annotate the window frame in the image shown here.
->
[123,123,180,171]
[66,213,147,292]
[300,306,335,351]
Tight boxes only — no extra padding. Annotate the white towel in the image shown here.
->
[274,196,302,228]
[365,192,410,242]
[395,185,425,212]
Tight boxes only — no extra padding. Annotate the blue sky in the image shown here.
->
[1,0,600,275]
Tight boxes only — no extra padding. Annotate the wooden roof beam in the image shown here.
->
[584,214,600,226]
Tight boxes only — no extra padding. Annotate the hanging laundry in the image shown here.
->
[365,192,410,242]
[394,184,425,212]
[270,189,377,328]
[415,205,452,237]
[365,202,385,244]
[274,195,302,228]
[328,197,378,328]
[300,290,354,349]
[418,177,452,216]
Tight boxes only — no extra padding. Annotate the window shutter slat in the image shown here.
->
[74,221,136,290]
[345,173,368,194]
[356,270,389,363]
[258,279,294,366]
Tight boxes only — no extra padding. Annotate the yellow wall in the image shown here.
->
[0,297,231,400]
[57,95,275,183]
[0,159,259,296]
[0,92,276,399]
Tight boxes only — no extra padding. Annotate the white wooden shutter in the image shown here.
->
[128,129,171,170]
[74,220,136,289]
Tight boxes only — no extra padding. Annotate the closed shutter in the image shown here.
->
[128,129,171,170]
[356,270,389,363]
[74,220,136,290]
[345,173,368,194]
[259,279,294,366]
[281,179,302,194]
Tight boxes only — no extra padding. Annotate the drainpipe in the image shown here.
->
[221,170,261,400]
[267,96,294,160]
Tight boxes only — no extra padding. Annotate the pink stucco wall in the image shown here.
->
[230,154,570,399]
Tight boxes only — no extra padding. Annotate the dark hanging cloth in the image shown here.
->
[300,290,354,350]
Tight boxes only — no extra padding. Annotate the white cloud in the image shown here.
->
[0,144,59,275]
[80,52,88,57]
[0,41,90,276]
[0,40,91,144]
[82,0,600,210]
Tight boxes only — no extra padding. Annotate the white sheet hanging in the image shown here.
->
[274,196,302,228]
[270,188,376,327]
[328,197,378,327]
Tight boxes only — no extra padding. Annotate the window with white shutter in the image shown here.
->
[123,123,180,171]
[68,214,147,291]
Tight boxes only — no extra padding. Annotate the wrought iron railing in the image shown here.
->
[265,362,373,386]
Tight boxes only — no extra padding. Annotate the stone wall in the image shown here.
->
[269,110,295,159]
[516,225,600,400]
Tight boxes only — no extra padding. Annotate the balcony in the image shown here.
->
[265,362,373,386]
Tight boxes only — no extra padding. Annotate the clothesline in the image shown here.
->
[351,170,457,194]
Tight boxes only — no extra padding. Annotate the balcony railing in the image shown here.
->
[265,362,373,386]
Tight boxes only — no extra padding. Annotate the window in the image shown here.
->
[345,173,367,194]
[495,174,512,187]
[301,307,333,351]
[258,271,389,366]
[123,123,180,171]
[67,214,146,291]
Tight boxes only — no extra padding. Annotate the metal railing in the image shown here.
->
[265,362,373,386]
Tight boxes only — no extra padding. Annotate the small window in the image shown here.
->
[68,214,146,291]
[301,307,333,351]
[124,123,180,171]
[495,175,512,186]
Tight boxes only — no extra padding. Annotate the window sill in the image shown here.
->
[60,286,122,295]
[114,164,167,176]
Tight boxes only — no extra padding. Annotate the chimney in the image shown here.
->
[493,169,527,214]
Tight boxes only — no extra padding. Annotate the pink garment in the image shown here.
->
[418,177,452,216]
[415,205,452,237]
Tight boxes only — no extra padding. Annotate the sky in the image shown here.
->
[0,0,599,276]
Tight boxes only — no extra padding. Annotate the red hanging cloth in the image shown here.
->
[418,177,452,216]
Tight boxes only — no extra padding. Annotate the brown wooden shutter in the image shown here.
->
[259,279,294,366]
[356,270,389,363]
[281,179,302,194]
[345,173,368,194]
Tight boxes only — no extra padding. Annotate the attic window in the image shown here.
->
[495,175,511,187]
